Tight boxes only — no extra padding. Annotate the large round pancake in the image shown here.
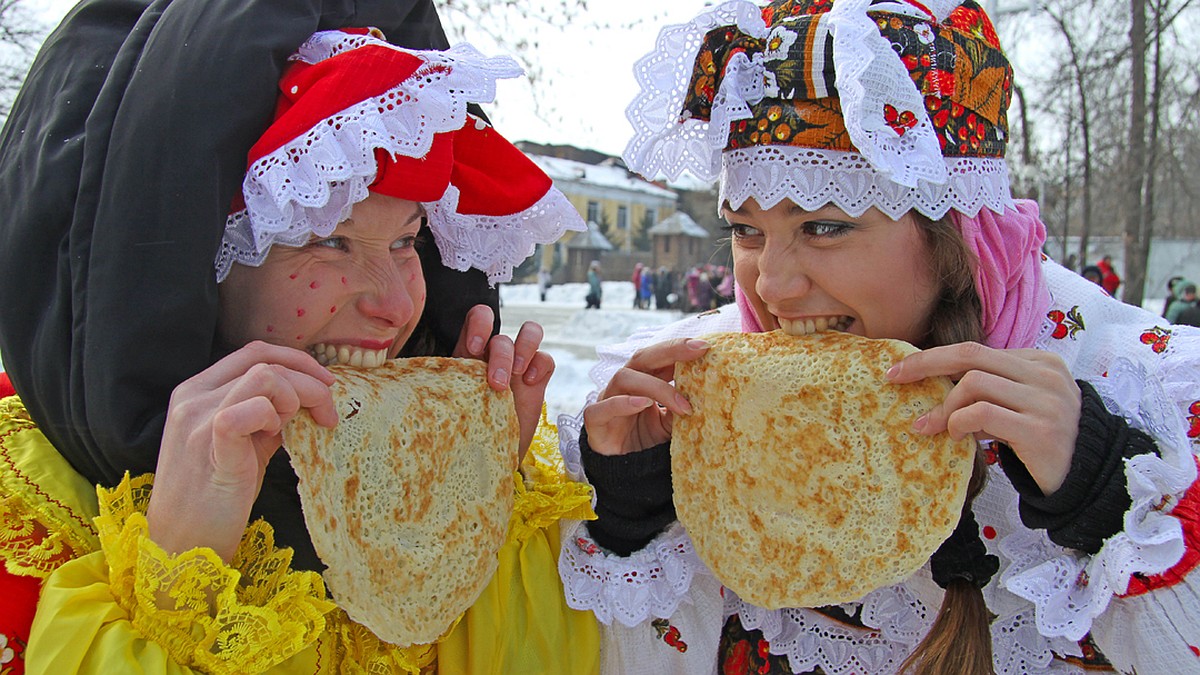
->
[282,357,518,646]
[671,330,975,609]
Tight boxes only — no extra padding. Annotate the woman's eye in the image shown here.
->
[803,220,852,238]
[391,233,424,252]
[720,223,762,239]
[309,236,347,251]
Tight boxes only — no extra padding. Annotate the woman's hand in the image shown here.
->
[886,342,1081,495]
[584,338,709,456]
[453,304,555,459]
[146,342,337,562]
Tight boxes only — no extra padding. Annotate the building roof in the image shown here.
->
[562,221,615,250]
[648,211,709,238]
[527,154,677,200]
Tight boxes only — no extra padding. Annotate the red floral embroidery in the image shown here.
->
[1047,306,1085,340]
[574,536,599,556]
[1139,326,1172,354]
[724,639,752,675]
[884,104,918,136]
[1187,401,1200,440]
[652,618,688,653]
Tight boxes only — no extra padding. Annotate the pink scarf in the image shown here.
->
[737,200,1051,349]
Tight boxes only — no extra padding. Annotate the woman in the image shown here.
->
[0,3,598,672]
[556,1,1200,673]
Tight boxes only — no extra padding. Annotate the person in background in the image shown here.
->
[639,266,656,309]
[556,1,1200,673]
[1081,265,1105,288]
[538,267,553,302]
[655,266,675,310]
[1165,281,1198,324]
[632,263,644,308]
[1096,255,1121,296]
[586,260,604,309]
[0,5,598,673]
[1162,275,1185,318]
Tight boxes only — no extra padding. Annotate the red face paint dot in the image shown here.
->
[289,274,298,280]
[297,308,306,317]
[341,276,348,285]
[982,526,997,540]
[330,306,337,313]
[310,280,320,289]
[266,325,275,333]
[296,335,304,341]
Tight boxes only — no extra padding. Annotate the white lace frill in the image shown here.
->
[721,146,1015,219]
[558,521,709,627]
[622,0,1017,220]
[215,38,571,283]
[622,0,767,183]
[425,185,585,284]
[999,263,1200,643]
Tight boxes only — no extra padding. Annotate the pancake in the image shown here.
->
[283,357,518,646]
[671,330,975,608]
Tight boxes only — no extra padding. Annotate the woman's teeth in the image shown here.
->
[778,316,852,336]
[310,343,389,368]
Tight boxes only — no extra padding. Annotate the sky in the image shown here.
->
[36,0,713,158]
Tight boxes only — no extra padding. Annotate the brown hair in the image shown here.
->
[901,212,996,675]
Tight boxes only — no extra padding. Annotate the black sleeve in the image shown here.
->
[579,427,676,556]
[998,380,1160,554]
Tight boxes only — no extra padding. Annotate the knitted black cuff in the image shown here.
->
[999,380,1160,554]
[579,427,676,556]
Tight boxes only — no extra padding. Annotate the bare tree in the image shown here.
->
[0,0,45,119]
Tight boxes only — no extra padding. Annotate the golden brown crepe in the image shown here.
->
[283,357,518,646]
[671,330,975,609]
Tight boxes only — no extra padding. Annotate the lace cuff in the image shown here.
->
[96,474,335,675]
[558,521,707,627]
[1002,352,1199,641]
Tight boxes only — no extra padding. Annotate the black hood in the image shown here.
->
[0,0,498,571]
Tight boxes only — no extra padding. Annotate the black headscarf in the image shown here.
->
[0,0,498,570]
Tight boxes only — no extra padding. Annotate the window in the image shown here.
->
[586,201,600,222]
[617,206,629,230]
[645,209,657,228]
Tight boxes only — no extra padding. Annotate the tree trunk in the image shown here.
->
[1122,0,1148,305]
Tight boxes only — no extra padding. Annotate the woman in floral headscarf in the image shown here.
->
[555,1,1200,673]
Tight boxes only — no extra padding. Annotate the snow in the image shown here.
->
[499,282,683,421]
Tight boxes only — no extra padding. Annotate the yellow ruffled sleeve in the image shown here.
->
[26,473,335,675]
[436,413,601,675]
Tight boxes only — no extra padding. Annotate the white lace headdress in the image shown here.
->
[217,29,583,283]
[623,0,1017,220]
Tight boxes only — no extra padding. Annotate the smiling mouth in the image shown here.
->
[777,316,853,336]
[309,343,389,368]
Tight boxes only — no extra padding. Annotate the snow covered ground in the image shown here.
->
[498,281,683,422]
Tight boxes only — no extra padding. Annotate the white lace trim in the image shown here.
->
[720,146,1014,219]
[290,27,386,63]
[215,41,529,282]
[425,185,584,284]
[728,584,932,675]
[623,0,767,183]
[558,522,709,627]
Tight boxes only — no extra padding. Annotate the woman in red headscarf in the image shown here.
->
[0,3,599,673]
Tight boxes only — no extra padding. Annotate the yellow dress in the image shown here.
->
[0,396,599,674]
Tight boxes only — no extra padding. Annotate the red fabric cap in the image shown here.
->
[448,122,551,215]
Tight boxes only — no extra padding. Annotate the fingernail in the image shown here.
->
[912,414,927,432]
[885,364,900,380]
[675,393,694,414]
[494,368,509,385]
[513,355,526,373]
[630,396,653,409]
[524,366,538,382]
[686,339,709,350]
[469,336,485,354]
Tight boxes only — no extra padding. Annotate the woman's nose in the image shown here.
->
[354,260,418,327]
[754,243,811,306]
